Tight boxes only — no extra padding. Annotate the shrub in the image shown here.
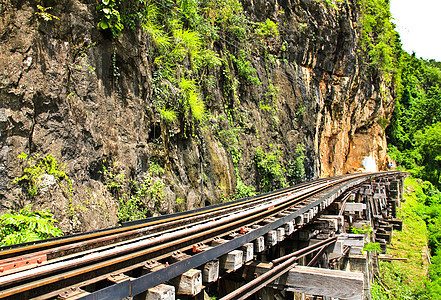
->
[254,146,287,192]
[14,153,72,199]
[0,205,63,246]
[286,145,306,185]
[255,19,279,38]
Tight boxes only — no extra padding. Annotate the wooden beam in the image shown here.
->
[242,262,363,300]
[279,266,363,299]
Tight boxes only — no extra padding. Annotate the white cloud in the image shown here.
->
[390,0,441,61]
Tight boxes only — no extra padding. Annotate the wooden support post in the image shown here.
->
[211,238,228,247]
[169,251,191,263]
[265,230,277,248]
[107,273,133,284]
[376,232,392,244]
[220,250,243,272]
[299,230,316,241]
[241,243,254,263]
[277,227,285,242]
[345,203,366,213]
[145,284,175,300]
[303,212,310,224]
[284,221,294,236]
[295,215,304,226]
[135,262,166,300]
[169,269,202,296]
[191,244,220,284]
[202,260,219,283]
[254,236,265,253]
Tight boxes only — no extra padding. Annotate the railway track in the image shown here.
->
[0,171,405,300]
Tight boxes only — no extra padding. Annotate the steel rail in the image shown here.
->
[0,176,355,299]
[0,176,343,276]
[0,176,344,260]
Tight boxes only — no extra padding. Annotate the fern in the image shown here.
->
[173,28,202,56]
[143,21,172,52]
[0,205,63,246]
[179,78,206,122]
[188,91,206,121]
[14,153,72,199]
[159,108,178,123]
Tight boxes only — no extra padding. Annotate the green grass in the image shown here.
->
[373,177,429,299]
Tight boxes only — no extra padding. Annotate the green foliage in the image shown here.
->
[102,160,126,198]
[218,127,242,166]
[363,242,381,253]
[97,0,124,38]
[255,19,279,38]
[372,178,430,299]
[387,53,441,186]
[179,77,206,123]
[286,144,306,185]
[415,123,441,186]
[235,176,256,199]
[0,205,63,246]
[351,223,373,235]
[315,0,343,10]
[117,162,165,223]
[14,153,72,200]
[35,5,59,21]
[159,108,178,124]
[254,146,287,192]
[373,261,420,299]
[373,177,441,298]
[230,50,261,86]
[294,104,306,122]
[357,0,402,88]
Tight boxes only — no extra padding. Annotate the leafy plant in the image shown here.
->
[35,5,59,21]
[97,0,124,38]
[14,153,72,199]
[230,50,261,86]
[0,205,63,246]
[101,160,126,198]
[363,242,382,253]
[117,162,165,223]
[159,108,178,124]
[179,78,206,123]
[357,0,402,88]
[235,176,256,199]
[286,144,306,185]
[218,127,242,166]
[255,19,279,38]
[351,223,373,235]
[254,146,287,192]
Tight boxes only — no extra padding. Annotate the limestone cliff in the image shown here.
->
[0,0,397,232]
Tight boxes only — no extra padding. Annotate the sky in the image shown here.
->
[389,0,441,62]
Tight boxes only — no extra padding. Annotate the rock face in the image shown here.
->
[0,0,396,232]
